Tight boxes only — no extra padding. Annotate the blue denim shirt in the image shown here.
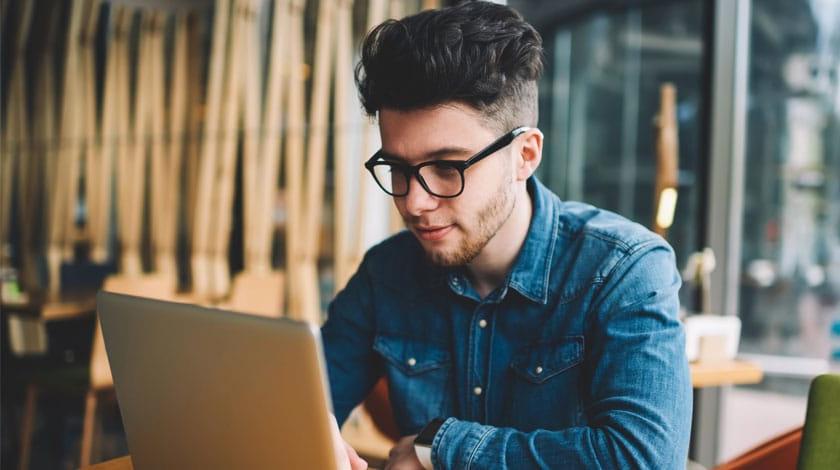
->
[322,176,692,469]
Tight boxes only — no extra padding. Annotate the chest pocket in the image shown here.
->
[506,336,584,430]
[511,336,584,383]
[373,334,453,434]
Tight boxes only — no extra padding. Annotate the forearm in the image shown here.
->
[432,417,680,470]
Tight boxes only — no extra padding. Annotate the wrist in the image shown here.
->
[414,418,446,470]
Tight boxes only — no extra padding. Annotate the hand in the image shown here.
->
[330,414,368,470]
[343,439,369,470]
[384,435,424,470]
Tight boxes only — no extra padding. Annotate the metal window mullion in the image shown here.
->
[691,0,752,466]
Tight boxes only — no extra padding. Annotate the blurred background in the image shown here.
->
[1,0,838,468]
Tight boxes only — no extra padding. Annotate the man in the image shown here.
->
[322,1,692,469]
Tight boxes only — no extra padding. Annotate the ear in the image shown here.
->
[514,128,543,182]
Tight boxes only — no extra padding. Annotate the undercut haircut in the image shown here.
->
[355,0,544,132]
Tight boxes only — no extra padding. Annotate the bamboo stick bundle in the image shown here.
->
[113,8,136,276]
[294,0,335,323]
[34,6,60,290]
[121,11,155,277]
[206,0,259,300]
[348,0,388,279]
[94,5,123,267]
[331,0,355,293]
[47,0,86,294]
[182,14,204,260]
[219,0,290,318]
[94,5,130,269]
[238,0,265,277]
[82,1,112,264]
[283,0,308,321]
[62,0,101,263]
[191,0,232,300]
[250,0,290,276]
[155,12,191,290]
[1,0,33,276]
[146,11,179,289]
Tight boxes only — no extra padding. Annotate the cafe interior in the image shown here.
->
[1,0,839,468]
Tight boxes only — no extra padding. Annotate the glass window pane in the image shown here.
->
[739,0,840,365]
[525,0,708,275]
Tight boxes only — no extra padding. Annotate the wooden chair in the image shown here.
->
[715,427,803,470]
[716,373,840,470]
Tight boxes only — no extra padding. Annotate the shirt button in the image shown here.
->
[407,358,417,367]
[535,366,544,375]
[478,319,488,328]
[473,386,483,396]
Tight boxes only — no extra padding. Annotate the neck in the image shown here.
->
[465,183,533,298]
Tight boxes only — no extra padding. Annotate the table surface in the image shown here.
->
[84,359,763,470]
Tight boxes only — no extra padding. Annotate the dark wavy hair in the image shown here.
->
[355,0,543,132]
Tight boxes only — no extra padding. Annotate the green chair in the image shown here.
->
[798,373,840,470]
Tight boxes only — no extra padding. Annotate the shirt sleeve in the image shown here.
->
[321,254,383,427]
[431,242,693,469]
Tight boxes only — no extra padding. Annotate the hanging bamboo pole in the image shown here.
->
[147,11,178,289]
[183,14,204,258]
[95,4,125,267]
[207,0,242,299]
[2,0,34,287]
[157,12,191,290]
[238,0,265,275]
[192,0,232,299]
[206,0,259,300]
[251,0,290,274]
[350,0,388,272]
[223,0,290,317]
[283,0,309,321]
[35,6,60,291]
[122,11,155,277]
[114,8,136,276]
[48,0,86,294]
[294,0,335,322]
[81,1,105,263]
[61,0,100,263]
[332,0,355,292]
[1,0,33,250]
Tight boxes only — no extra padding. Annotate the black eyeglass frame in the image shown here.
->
[364,126,532,198]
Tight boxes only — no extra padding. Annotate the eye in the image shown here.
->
[430,164,459,178]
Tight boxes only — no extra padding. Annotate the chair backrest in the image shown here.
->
[798,374,840,470]
[91,275,175,389]
[714,427,802,470]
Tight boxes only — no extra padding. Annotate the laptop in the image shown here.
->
[97,291,342,469]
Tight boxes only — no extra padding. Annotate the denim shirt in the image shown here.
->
[321,176,692,469]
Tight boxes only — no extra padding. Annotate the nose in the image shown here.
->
[402,174,439,216]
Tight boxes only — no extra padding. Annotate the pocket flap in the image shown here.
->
[374,334,451,375]
[510,336,584,384]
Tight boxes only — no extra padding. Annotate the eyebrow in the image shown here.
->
[380,146,474,163]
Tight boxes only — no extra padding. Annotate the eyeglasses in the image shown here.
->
[364,126,531,198]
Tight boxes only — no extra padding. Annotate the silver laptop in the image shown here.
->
[97,291,341,469]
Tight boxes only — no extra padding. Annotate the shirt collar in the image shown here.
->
[505,176,557,304]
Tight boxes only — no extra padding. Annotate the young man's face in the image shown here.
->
[379,104,518,267]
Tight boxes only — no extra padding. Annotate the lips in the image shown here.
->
[415,224,454,241]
